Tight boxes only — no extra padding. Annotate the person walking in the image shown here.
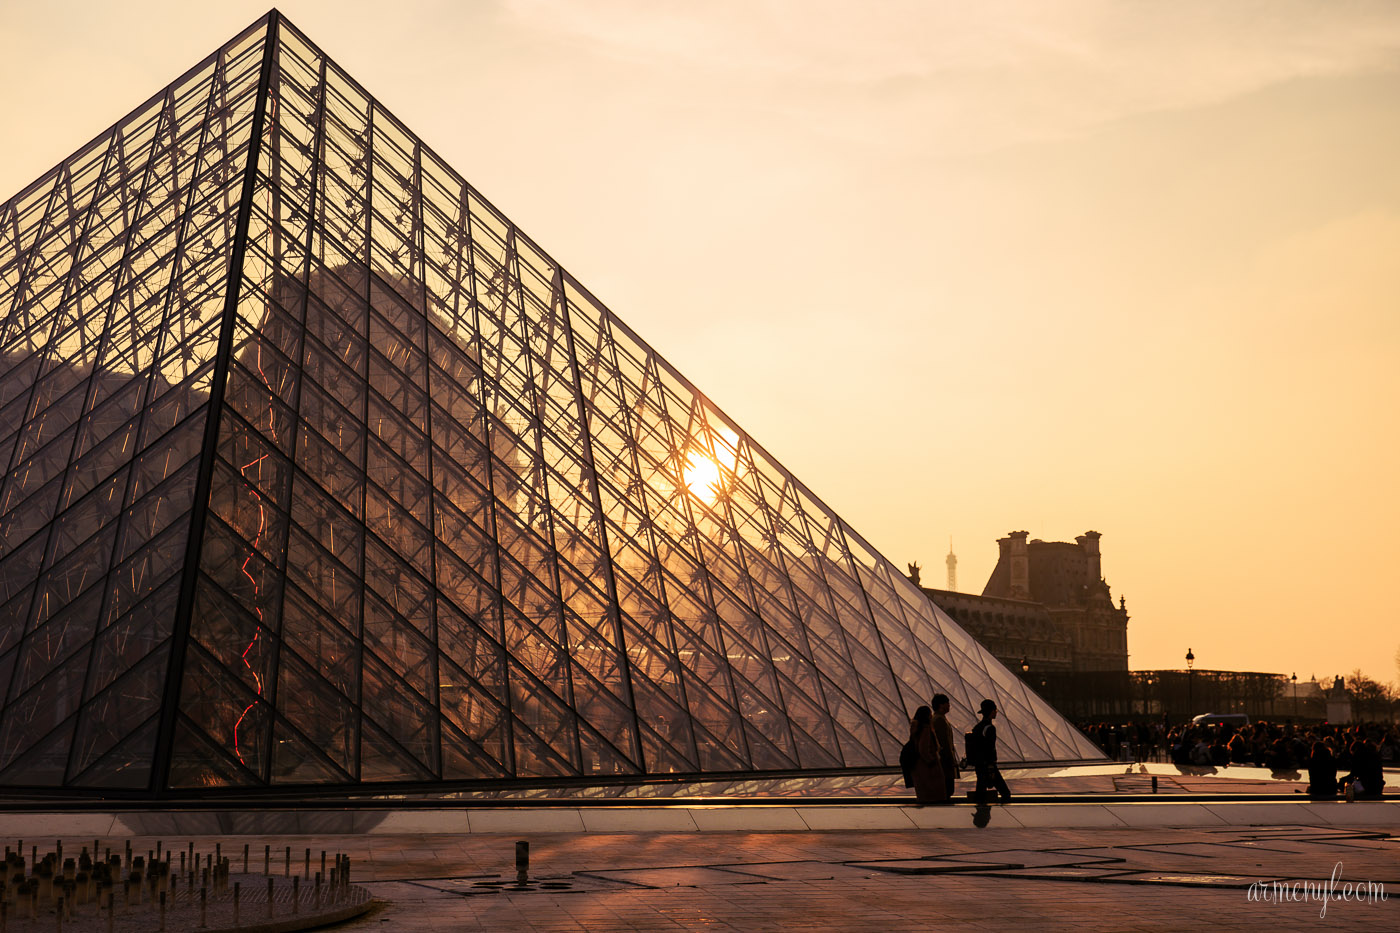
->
[909,706,948,804]
[931,694,959,799]
[970,699,1011,804]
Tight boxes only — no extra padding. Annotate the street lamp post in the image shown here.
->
[1186,648,1195,721]
[1291,672,1297,718]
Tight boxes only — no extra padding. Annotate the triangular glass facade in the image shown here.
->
[0,12,1102,794]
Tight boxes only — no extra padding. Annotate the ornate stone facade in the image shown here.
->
[920,530,1130,674]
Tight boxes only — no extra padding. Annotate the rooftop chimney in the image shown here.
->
[998,530,1030,600]
[1076,530,1102,592]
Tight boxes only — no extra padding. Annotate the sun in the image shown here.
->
[683,451,724,504]
[681,427,739,505]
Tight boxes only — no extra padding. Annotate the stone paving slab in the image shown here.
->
[579,808,702,833]
[901,804,974,828]
[1099,872,1274,889]
[1105,802,1231,826]
[710,860,880,881]
[939,848,1124,867]
[971,866,1141,880]
[577,866,771,887]
[999,805,1128,828]
[847,859,1022,874]
[688,807,809,832]
[791,806,917,830]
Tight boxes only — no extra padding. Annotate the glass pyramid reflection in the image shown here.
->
[0,11,1102,794]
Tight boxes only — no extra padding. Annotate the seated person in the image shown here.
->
[1266,737,1294,772]
[1306,742,1338,798]
[1340,740,1385,799]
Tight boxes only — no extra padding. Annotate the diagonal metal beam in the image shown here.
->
[150,10,281,797]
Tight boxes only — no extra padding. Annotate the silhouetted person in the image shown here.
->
[909,706,948,804]
[1340,739,1385,799]
[969,699,1010,804]
[931,693,959,799]
[1306,742,1338,798]
[1267,736,1294,772]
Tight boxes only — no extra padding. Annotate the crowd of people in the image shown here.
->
[900,710,1394,801]
[1078,718,1396,798]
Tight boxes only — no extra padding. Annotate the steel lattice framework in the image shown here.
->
[0,11,1103,795]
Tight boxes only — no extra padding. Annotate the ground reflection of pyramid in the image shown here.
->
[0,11,1101,794]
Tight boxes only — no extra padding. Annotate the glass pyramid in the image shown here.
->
[0,11,1102,794]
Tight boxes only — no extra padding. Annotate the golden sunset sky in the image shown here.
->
[2,1,1397,686]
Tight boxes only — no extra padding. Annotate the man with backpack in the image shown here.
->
[966,698,1012,804]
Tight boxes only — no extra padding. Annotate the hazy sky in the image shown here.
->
[2,1,1397,686]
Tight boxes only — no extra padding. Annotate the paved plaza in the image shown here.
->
[2,766,1394,931]
[3,798,1394,932]
[299,817,1399,931]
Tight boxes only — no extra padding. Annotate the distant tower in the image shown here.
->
[946,538,957,592]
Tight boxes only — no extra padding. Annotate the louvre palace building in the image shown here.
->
[921,530,1131,676]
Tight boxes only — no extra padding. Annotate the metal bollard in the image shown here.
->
[292,876,299,914]
[1151,775,1158,793]
[515,840,529,884]
[284,846,290,878]
[243,844,249,875]
[264,845,269,876]
[314,873,321,909]
[266,877,274,919]
[304,848,310,878]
